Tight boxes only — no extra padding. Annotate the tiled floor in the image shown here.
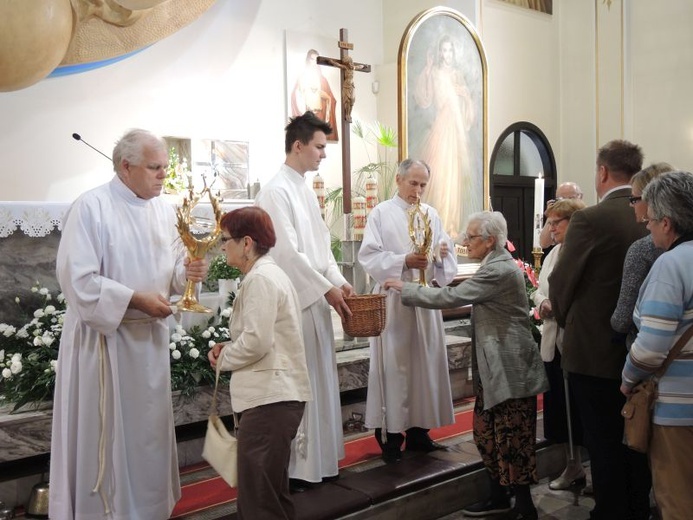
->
[436,470,595,520]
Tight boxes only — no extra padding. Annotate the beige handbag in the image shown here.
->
[621,325,693,453]
[202,358,239,487]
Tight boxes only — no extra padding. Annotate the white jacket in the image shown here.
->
[532,244,564,362]
[219,256,312,412]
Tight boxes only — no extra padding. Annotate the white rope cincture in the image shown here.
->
[91,334,111,515]
[91,316,161,516]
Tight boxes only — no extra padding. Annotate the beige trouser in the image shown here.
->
[650,424,693,520]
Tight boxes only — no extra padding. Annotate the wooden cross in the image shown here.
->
[317,29,371,216]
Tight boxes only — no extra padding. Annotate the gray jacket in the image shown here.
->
[402,248,548,409]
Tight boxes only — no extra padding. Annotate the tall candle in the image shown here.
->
[313,173,326,219]
[533,173,544,249]
[365,175,378,214]
[352,196,367,241]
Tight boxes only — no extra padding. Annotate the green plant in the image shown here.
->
[325,121,399,260]
[207,254,242,282]
[0,282,232,410]
[168,316,231,400]
[164,147,189,194]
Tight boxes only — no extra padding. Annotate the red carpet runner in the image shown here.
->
[170,396,543,518]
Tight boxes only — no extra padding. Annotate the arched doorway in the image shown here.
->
[490,122,556,261]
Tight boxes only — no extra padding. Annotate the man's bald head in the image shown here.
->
[556,182,583,200]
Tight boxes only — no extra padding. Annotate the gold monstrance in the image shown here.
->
[407,197,433,285]
[174,181,224,313]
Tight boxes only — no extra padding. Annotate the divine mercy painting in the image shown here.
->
[399,7,488,239]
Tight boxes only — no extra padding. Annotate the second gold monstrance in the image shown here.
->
[407,197,433,285]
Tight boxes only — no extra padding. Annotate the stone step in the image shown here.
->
[172,415,569,520]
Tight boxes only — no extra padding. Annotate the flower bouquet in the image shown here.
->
[0,283,64,411]
[1,283,234,411]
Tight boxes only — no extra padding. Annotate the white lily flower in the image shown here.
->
[189,348,200,359]
[2,368,11,379]
[171,350,181,360]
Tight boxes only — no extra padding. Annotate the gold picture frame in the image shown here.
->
[398,7,489,239]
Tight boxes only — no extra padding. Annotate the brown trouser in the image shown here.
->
[236,400,305,520]
[650,424,693,520]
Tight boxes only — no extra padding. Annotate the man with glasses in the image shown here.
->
[50,129,208,519]
[539,181,584,249]
[549,140,651,520]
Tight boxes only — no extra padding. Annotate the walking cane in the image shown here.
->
[562,369,575,462]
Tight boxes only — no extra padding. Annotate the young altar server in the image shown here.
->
[358,158,457,463]
[255,111,354,490]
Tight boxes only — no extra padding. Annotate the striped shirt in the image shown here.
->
[622,241,693,426]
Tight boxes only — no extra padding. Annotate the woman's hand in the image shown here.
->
[208,342,224,368]
[538,299,554,319]
[383,279,404,292]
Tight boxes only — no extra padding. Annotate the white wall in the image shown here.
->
[629,1,693,171]
[0,0,383,201]
[2,0,693,206]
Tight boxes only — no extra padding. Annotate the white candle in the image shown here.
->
[533,174,544,249]
[353,196,366,241]
[365,175,378,214]
[313,173,325,219]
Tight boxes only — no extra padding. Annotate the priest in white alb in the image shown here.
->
[255,111,354,489]
[50,129,208,520]
[358,158,457,463]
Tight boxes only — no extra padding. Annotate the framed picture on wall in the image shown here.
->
[496,0,553,15]
[285,30,341,142]
[398,7,489,239]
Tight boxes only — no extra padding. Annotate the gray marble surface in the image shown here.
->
[0,232,61,326]
[0,387,234,464]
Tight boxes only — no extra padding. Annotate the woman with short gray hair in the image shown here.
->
[385,211,548,520]
[621,170,693,519]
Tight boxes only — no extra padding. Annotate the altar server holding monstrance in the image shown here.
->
[174,181,224,312]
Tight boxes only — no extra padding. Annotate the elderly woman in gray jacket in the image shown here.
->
[209,206,312,520]
[385,211,548,520]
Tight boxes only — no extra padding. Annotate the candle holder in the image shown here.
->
[531,247,543,271]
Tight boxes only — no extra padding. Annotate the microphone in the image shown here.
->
[72,133,112,162]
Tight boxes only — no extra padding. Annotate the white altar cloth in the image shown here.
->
[0,198,251,238]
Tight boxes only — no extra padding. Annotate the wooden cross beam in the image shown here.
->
[316,28,371,216]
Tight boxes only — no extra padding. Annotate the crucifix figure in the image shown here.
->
[317,28,370,216]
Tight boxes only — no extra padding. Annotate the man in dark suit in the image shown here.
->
[549,140,651,520]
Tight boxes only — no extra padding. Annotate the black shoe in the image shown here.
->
[322,474,339,483]
[461,499,512,517]
[505,507,538,520]
[405,437,448,452]
[375,428,404,463]
[289,478,314,493]
[405,427,447,452]
[382,443,403,463]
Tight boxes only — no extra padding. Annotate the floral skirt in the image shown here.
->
[473,379,538,486]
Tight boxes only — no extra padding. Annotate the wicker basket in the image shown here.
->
[341,294,387,338]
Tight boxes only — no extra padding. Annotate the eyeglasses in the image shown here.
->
[461,232,482,242]
[629,196,643,205]
[220,236,242,244]
[547,217,568,228]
